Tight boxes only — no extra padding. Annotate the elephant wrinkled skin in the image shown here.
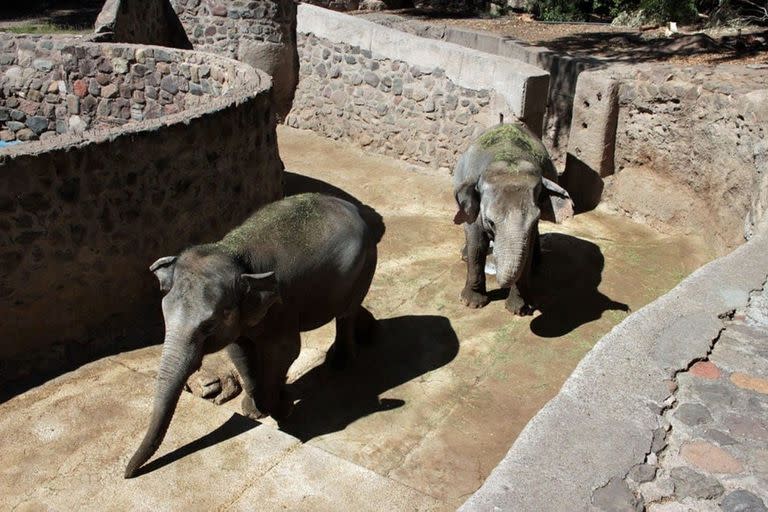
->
[453,122,568,315]
[125,193,378,478]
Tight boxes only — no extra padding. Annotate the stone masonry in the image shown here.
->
[0,35,238,142]
[621,285,768,511]
[0,38,283,383]
[287,33,493,170]
[171,0,299,120]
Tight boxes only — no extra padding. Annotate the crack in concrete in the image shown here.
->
[625,273,768,508]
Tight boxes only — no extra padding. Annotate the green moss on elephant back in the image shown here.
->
[217,193,325,254]
[477,124,551,172]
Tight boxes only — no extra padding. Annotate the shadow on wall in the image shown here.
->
[280,314,460,442]
[529,232,629,337]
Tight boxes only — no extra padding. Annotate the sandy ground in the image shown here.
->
[0,127,716,510]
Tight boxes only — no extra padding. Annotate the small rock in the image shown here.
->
[112,58,128,74]
[690,361,721,379]
[674,402,713,426]
[73,79,88,98]
[160,75,178,94]
[16,128,37,141]
[101,84,119,98]
[25,116,49,135]
[591,477,643,512]
[32,58,53,72]
[68,115,87,134]
[628,463,656,483]
[721,490,768,512]
[670,466,724,499]
[6,121,25,132]
[705,429,737,446]
[730,372,768,395]
[680,441,744,474]
[0,130,15,141]
[363,71,380,88]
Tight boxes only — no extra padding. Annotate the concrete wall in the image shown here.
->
[0,39,283,381]
[577,64,768,252]
[290,5,549,169]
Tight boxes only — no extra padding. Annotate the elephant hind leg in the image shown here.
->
[353,306,377,345]
[328,314,357,370]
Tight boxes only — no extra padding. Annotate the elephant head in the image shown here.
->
[124,246,280,479]
[454,162,562,288]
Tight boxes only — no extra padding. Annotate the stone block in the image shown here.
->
[567,71,620,178]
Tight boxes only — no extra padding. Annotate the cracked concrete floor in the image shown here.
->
[0,126,717,511]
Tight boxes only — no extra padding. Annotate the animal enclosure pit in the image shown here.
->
[0,126,716,511]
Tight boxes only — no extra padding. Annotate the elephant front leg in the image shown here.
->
[461,221,491,309]
[227,338,267,420]
[260,331,301,421]
[505,229,537,316]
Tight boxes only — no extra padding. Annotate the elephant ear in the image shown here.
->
[240,271,281,327]
[149,256,178,293]
[538,177,572,224]
[453,182,480,225]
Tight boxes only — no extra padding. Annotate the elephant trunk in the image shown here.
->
[494,221,533,289]
[124,329,202,478]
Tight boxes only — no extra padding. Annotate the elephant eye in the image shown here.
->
[487,219,495,231]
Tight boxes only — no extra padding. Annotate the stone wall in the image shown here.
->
[358,13,597,163]
[291,4,549,170]
[288,33,495,170]
[0,39,283,381]
[0,35,238,142]
[590,64,768,252]
[94,0,192,49]
[171,0,299,119]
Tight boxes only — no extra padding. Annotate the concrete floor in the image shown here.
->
[0,127,716,511]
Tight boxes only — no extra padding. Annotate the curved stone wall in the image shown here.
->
[0,37,283,379]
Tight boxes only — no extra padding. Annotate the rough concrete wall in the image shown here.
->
[94,0,192,49]
[0,35,235,142]
[171,0,299,120]
[598,64,768,252]
[0,41,283,381]
[287,33,495,170]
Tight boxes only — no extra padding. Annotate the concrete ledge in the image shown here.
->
[461,220,768,510]
[297,4,549,133]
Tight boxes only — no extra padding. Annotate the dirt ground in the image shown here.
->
[370,10,768,66]
[0,127,717,510]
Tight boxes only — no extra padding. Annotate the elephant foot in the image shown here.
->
[241,394,268,420]
[187,353,243,405]
[505,293,535,316]
[272,390,295,422]
[461,287,490,309]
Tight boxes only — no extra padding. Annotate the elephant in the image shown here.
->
[453,122,568,315]
[124,193,378,478]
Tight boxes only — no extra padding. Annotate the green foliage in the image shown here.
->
[639,0,698,22]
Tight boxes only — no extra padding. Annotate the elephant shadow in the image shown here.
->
[283,171,385,244]
[528,232,629,338]
[278,315,460,442]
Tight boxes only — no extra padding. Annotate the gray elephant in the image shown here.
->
[453,122,568,315]
[125,193,378,478]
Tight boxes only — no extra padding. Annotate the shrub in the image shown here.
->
[639,0,698,22]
